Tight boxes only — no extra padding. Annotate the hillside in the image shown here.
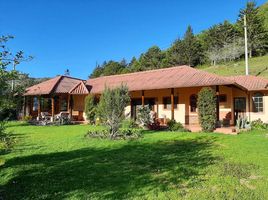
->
[259,1,268,30]
[199,55,268,78]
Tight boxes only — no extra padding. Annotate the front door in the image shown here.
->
[233,97,246,124]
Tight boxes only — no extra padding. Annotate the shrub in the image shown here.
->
[197,87,217,132]
[85,129,110,139]
[167,119,190,132]
[251,119,268,130]
[85,128,142,140]
[84,94,97,124]
[118,128,142,139]
[0,121,14,150]
[97,84,130,139]
[137,105,152,128]
[22,115,32,122]
[121,119,138,129]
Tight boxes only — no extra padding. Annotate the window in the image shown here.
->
[252,92,263,112]
[190,94,197,112]
[163,96,178,109]
[60,97,68,111]
[219,94,227,103]
[33,97,38,111]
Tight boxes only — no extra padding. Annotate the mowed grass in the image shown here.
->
[199,55,268,78]
[1,122,268,199]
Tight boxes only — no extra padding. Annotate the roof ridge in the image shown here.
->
[88,65,190,81]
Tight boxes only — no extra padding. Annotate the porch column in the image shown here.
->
[171,88,174,120]
[67,94,70,112]
[37,96,41,121]
[69,95,73,120]
[51,97,55,122]
[216,86,220,122]
[141,90,145,106]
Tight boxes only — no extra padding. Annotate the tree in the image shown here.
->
[84,94,97,124]
[90,64,104,78]
[237,1,268,57]
[0,35,32,120]
[197,87,217,132]
[181,26,204,66]
[135,46,165,71]
[97,84,130,139]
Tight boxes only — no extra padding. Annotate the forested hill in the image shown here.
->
[89,1,268,79]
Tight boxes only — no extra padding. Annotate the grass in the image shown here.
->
[198,55,268,79]
[1,122,268,199]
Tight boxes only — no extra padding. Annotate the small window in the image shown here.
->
[190,94,197,112]
[252,92,263,112]
[163,96,178,109]
[219,94,227,103]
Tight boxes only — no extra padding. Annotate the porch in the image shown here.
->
[24,94,86,122]
[23,75,89,122]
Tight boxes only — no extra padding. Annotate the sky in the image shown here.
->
[1,0,267,79]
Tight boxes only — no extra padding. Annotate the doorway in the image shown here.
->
[233,97,246,124]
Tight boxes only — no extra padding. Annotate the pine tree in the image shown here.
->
[181,26,204,66]
[238,1,268,57]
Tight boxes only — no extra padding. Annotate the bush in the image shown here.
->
[251,119,268,130]
[197,87,217,132]
[84,94,97,124]
[97,84,130,139]
[121,119,138,129]
[167,119,190,132]
[85,128,142,140]
[0,121,14,150]
[85,129,110,139]
[137,105,152,128]
[22,115,32,122]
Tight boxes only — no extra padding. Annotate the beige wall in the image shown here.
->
[127,86,268,125]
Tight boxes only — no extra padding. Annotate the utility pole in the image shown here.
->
[244,15,249,75]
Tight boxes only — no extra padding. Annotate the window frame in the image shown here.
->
[162,96,178,110]
[252,92,264,113]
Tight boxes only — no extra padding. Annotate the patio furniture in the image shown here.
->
[55,112,70,120]
[40,112,52,121]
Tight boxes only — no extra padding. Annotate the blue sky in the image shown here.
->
[1,0,267,79]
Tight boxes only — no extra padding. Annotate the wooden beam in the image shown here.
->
[216,85,220,121]
[70,95,73,120]
[171,88,174,120]
[51,97,55,122]
[67,94,70,113]
[141,90,145,106]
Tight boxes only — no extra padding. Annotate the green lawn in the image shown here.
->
[1,122,268,200]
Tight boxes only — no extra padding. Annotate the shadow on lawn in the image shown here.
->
[1,137,218,199]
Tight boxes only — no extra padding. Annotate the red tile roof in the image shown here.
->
[87,65,235,94]
[24,66,268,96]
[228,75,268,91]
[24,76,88,95]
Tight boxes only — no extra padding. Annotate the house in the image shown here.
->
[23,65,268,127]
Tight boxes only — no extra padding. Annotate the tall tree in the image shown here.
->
[238,1,268,57]
[136,46,165,71]
[181,26,204,66]
[0,35,32,120]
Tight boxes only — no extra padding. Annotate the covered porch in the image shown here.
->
[23,76,89,123]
